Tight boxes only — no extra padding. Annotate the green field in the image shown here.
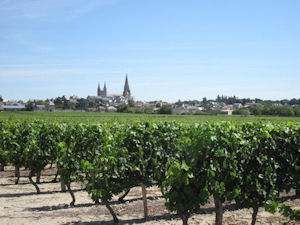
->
[0,111,299,123]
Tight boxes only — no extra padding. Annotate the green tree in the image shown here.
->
[144,106,154,114]
[277,106,295,116]
[76,98,88,110]
[249,106,262,115]
[54,97,63,108]
[158,105,173,114]
[128,99,135,107]
[294,106,300,116]
[35,100,46,106]
[117,104,129,112]
[232,108,249,116]
[26,101,35,111]
[201,97,211,111]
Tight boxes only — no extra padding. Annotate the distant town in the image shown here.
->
[0,75,299,117]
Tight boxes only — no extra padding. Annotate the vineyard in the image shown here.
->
[1,111,300,123]
[0,119,299,225]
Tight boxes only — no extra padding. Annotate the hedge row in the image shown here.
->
[0,120,299,225]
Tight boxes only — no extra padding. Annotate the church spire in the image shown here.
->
[103,82,107,96]
[97,83,101,96]
[123,73,131,98]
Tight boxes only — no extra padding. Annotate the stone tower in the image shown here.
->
[103,82,107,96]
[97,83,101,96]
[97,83,107,97]
[123,74,131,99]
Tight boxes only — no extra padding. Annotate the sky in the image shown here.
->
[0,0,299,102]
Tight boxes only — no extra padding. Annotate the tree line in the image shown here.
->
[233,105,300,117]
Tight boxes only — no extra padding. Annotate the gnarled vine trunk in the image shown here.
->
[180,212,190,225]
[15,166,20,184]
[251,207,259,225]
[29,170,40,194]
[0,163,4,171]
[103,200,119,224]
[66,183,75,206]
[36,170,41,184]
[118,188,130,203]
[52,171,58,183]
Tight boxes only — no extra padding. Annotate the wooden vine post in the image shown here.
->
[141,183,148,219]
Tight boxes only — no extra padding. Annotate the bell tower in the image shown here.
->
[123,74,131,99]
[97,83,101,96]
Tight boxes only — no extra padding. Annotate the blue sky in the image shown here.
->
[0,0,299,102]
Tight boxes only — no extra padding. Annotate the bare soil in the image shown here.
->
[0,166,299,225]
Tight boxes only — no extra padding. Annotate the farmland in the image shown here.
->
[0,111,300,123]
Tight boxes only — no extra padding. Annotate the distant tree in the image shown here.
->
[277,106,295,116]
[280,99,289,105]
[88,101,96,108]
[134,107,144,114]
[54,97,63,108]
[25,101,34,111]
[294,107,300,116]
[35,100,46,106]
[232,108,249,116]
[249,106,263,116]
[176,99,182,105]
[128,99,135,107]
[289,98,300,105]
[117,104,129,112]
[76,98,88,110]
[201,97,211,111]
[69,102,76,110]
[126,107,136,113]
[63,99,71,109]
[254,98,263,103]
[116,104,136,113]
[157,105,173,114]
[156,102,161,108]
[144,106,154,114]
[241,98,251,105]
[0,95,3,102]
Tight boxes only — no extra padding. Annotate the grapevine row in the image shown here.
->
[0,120,299,224]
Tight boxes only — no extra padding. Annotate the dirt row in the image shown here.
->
[0,166,299,225]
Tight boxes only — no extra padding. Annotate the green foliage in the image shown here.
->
[232,108,249,116]
[0,121,8,168]
[265,201,300,221]
[25,101,35,111]
[0,120,299,224]
[250,105,298,117]
[116,104,135,113]
[157,105,173,114]
[143,106,154,114]
[236,123,280,212]
[128,99,135,107]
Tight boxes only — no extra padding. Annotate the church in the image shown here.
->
[88,74,132,105]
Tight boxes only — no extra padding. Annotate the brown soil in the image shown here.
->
[0,166,299,225]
